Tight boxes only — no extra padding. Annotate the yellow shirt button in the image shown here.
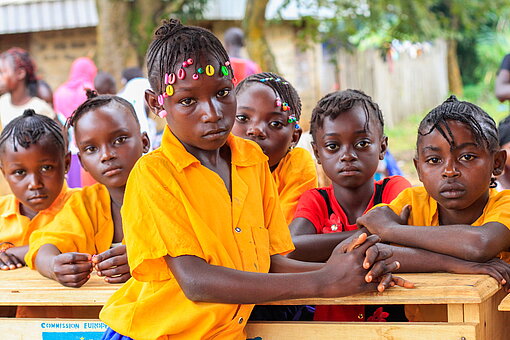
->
[238,317,244,324]
[235,227,241,232]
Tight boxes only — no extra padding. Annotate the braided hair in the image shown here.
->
[146,19,232,94]
[418,95,498,153]
[310,89,384,141]
[66,89,139,129]
[0,48,38,97]
[235,72,302,121]
[0,109,65,155]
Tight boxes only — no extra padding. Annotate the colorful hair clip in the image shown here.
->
[221,65,229,76]
[282,103,290,112]
[287,114,297,123]
[158,94,164,106]
[275,98,282,107]
[192,73,199,80]
[168,73,176,85]
[158,110,168,118]
[178,69,186,80]
[166,85,174,96]
[205,65,215,76]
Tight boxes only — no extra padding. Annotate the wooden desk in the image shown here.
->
[498,293,510,311]
[0,270,508,340]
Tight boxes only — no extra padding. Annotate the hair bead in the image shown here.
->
[177,69,186,80]
[169,73,176,84]
[205,65,215,76]
[192,73,199,80]
[221,65,229,76]
[158,94,164,105]
[166,84,174,96]
[158,110,168,118]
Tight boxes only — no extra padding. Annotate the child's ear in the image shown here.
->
[413,156,423,182]
[379,135,388,160]
[290,126,302,149]
[15,67,26,82]
[492,149,507,177]
[77,152,88,173]
[64,152,71,174]
[311,141,321,164]
[145,89,162,116]
[140,132,151,154]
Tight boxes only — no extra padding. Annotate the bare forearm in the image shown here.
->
[270,254,323,273]
[165,255,322,304]
[382,224,502,262]
[288,230,359,262]
[34,244,61,280]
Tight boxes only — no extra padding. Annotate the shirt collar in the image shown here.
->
[160,126,267,171]
[0,182,73,219]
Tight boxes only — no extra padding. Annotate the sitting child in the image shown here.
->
[497,116,510,190]
[0,109,75,270]
[358,96,510,319]
[287,89,411,321]
[25,90,150,287]
[232,73,318,223]
[98,19,411,340]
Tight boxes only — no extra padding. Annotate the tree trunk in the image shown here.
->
[243,0,279,73]
[96,0,137,84]
[447,39,463,97]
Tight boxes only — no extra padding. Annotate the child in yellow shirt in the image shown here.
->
[357,96,510,292]
[98,19,411,340]
[25,90,150,287]
[0,109,75,270]
[232,73,318,223]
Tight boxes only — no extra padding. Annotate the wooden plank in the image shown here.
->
[265,273,500,306]
[246,321,477,340]
[0,268,118,306]
[498,293,510,311]
[0,319,107,340]
[0,269,501,307]
[463,289,510,340]
[447,303,464,322]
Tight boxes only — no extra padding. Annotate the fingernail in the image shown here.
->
[364,262,370,269]
[17,263,22,267]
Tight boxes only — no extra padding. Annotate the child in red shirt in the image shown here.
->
[288,89,411,321]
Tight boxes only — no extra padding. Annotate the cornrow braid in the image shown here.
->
[146,19,233,95]
[418,95,498,152]
[310,89,384,141]
[235,72,302,121]
[0,47,38,97]
[67,89,139,129]
[0,109,65,155]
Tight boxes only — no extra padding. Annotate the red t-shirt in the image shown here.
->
[294,176,411,321]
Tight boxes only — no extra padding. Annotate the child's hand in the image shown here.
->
[357,205,411,240]
[0,251,23,270]
[91,245,131,284]
[318,234,403,297]
[454,258,510,292]
[50,252,93,288]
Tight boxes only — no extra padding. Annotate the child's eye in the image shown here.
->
[325,143,339,151]
[13,169,26,176]
[355,140,371,149]
[217,89,231,98]
[179,98,196,107]
[114,136,128,145]
[460,154,475,161]
[41,165,53,172]
[235,114,248,123]
[426,157,441,164]
[84,146,97,154]
[269,121,284,129]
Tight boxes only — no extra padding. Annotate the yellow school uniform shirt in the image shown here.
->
[379,186,510,261]
[272,147,318,224]
[25,183,113,268]
[100,127,295,340]
[0,183,78,247]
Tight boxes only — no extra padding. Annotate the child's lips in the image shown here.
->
[103,167,123,177]
[339,167,360,175]
[27,194,48,202]
[440,184,465,198]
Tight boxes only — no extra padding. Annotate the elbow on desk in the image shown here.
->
[460,237,497,263]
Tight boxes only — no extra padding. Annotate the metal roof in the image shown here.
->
[0,0,98,34]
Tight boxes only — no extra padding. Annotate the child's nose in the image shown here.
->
[101,146,117,162]
[340,146,357,162]
[202,101,222,123]
[247,123,266,139]
[442,160,460,178]
[28,173,44,190]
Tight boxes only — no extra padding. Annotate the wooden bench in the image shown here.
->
[1,269,509,339]
[498,293,510,311]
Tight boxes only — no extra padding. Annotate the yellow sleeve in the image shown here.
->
[261,162,295,256]
[25,184,112,268]
[372,187,413,217]
[277,148,318,224]
[122,158,201,282]
[481,190,510,229]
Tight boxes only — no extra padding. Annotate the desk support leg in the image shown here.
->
[447,304,464,322]
[463,289,510,340]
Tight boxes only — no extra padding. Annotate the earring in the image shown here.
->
[158,110,168,118]
[490,177,497,188]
